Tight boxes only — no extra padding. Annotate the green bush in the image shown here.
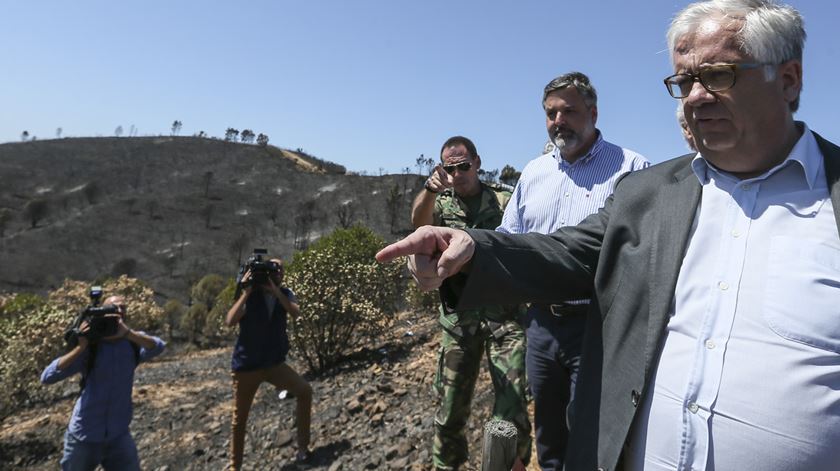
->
[206,280,236,341]
[0,293,47,351]
[285,225,401,372]
[0,276,164,415]
[181,303,207,344]
[180,274,235,345]
[404,280,439,312]
[162,299,187,338]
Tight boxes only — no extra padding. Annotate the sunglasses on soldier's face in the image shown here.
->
[443,162,472,174]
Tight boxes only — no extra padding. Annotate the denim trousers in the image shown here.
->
[60,430,140,471]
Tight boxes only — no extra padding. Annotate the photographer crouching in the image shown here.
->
[226,252,312,469]
[40,292,165,471]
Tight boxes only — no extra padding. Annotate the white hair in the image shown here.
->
[667,0,806,110]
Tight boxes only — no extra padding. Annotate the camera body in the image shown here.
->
[63,286,121,346]
[82,305,121,341]
[235,249,281,298]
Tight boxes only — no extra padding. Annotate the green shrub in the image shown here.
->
[205,280,236,341]
[181,303,208,344]
[162,299,187,338]
[0,276,163,415]
[191,274,226,310]
[285,225,401,372]
[180,274,234,345]
[404,280,439,312]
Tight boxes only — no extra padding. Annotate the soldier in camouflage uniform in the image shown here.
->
[411,136,530,470]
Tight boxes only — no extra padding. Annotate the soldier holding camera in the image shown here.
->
[40,295,165,471]
[225,254,312,469]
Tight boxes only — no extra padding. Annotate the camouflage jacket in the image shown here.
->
[432,182,520,336]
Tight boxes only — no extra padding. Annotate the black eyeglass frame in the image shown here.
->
[663,62,773,99]
[443,162,473,174]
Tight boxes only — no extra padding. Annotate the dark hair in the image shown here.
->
[439,136,478,162]
[542,72,597,109]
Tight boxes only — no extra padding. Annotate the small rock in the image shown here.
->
[346,398,363,414]
[398,440,413,456]
[391,456,410,469]
[275,430,294,447]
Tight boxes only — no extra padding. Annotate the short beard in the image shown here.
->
[552,130,579,156]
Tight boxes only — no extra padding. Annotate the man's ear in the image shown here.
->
[590,105,598,125]
[779,59,802,106]
[474,155,481,171]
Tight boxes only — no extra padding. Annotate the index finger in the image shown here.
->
[375,227,441,263]
[376,235,427,263]
[434,164,449,180]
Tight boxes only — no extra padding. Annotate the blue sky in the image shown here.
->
[3,1,837,174]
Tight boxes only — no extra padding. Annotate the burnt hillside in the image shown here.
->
[0,137,422,300]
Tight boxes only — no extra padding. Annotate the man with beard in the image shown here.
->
[497,72,648,470]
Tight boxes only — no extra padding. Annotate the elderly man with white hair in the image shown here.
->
[376,1,840,469]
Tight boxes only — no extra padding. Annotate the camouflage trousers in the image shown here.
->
[433,319,531,470]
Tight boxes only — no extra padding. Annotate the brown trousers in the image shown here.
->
[229,362,312,470]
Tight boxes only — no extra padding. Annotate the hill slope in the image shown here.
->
[0,137,422,299]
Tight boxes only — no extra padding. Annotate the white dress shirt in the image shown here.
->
[627,123,840,470]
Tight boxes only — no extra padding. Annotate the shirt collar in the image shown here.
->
[690,122,819,188]
[554,130,604,167]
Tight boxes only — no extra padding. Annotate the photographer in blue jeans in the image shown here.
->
[41,295,165,470]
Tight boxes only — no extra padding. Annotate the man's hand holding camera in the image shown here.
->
[226,260,300,327]
[57,297,157,369]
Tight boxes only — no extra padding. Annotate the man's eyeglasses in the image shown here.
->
[663,62,773,98]
[443,162,472,174]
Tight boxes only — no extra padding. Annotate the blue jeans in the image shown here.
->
[524,304,587,471]
[60,430,140,471]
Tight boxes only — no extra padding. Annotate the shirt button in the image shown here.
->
[631,389,641,407]
[688,402,699,414]
[565,192,570,197]
[718,281,729,290]
[705,339,716,350]
[742,184,752,191]
[731,229,741,238]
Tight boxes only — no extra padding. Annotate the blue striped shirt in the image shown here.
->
[497,132,649,235]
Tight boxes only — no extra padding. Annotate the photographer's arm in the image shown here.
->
[57,339,88,371]
[268,282,300,318]
[124,328,161,351]
[129,330,166,361]
[226,286,253,327]
[41,334,88,384]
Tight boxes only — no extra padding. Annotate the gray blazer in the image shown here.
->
[454,132,840,471]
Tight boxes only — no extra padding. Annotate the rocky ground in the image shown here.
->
[0,312,538,470]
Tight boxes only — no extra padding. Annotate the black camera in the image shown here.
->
[234,249,281,298]
[64,286,121,346]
